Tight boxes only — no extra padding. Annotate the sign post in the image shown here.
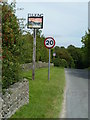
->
[48,49,50,80]
[32,28,36,80]
[28,14,43,80]
[44,37,55,80]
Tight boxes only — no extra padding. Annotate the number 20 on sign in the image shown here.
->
[44,37,55,80]
[44,37,55,49]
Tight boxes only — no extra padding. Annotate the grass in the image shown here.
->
[11,67,65,118]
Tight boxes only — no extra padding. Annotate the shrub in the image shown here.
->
[53,58,60,67]
[59,59,68,68]
[2,49,21,89]
[53,58,68,68]
[2,3,21,89]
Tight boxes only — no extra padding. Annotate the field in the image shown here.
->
[11,67,65,118]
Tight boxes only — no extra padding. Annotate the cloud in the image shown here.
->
[14,2,88,47]
[55,37,82,48]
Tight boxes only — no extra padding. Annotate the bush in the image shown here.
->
[67,56,75,68]
[2,50,21,89]
[53,58,60,67]
[2,3,21,89]
[53,58,68,68]
[60,59,68,68]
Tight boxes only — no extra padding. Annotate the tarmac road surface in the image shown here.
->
[65,68,88,118]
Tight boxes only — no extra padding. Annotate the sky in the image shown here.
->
[8,1,88,48]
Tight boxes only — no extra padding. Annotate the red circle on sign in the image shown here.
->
[44,37,55,49]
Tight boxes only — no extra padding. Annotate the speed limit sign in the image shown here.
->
[44,37,55,80]
[44,37,55,49]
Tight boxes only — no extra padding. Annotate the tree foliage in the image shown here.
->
[2,3,21,89]
[67,45,84,69]
[81,29,90,68]
[53,35,90,69]
[53,46,75,68]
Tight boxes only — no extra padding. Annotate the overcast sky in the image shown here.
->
[8,1,88,48]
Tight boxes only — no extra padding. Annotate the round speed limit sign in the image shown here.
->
[44,37,55,49]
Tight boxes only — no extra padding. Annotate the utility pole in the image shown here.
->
[32,29,36,80]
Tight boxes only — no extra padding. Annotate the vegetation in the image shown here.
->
[53,33,90,69]
[18,30,49,64]
[11,67,65,118]
[2,3,21,89]
[53,46,75,68]
[81,29,90,68]
[67,45,85,69]
[1,2,89,119]
[2,2,90,89]
[2,3,49,89]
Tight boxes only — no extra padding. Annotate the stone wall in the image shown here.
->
[22,61,54,71]
[1,78,29,119]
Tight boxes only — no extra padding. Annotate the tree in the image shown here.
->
[36,34,49,62]
[2,3,21,88]
[54,46,75,68]
[67,45,84,69]
[19,33,33,63]
[81,29,90,68]
[18,29,49,64]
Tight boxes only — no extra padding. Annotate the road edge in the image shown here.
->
[59,70,67,118]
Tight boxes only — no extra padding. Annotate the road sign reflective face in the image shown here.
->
[53,53,56,57]
[44,37,55,49]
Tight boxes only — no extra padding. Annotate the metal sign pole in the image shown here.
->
[32,28,36,80]
[44,37,55,80]
[48,49,50,80]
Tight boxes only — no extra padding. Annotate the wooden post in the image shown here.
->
[32,29,36,80]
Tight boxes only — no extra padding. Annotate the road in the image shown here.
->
[64,68,88,118]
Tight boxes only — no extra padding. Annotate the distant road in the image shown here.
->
[65,68,88,118]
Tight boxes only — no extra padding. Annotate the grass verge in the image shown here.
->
[11,67,65,118]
